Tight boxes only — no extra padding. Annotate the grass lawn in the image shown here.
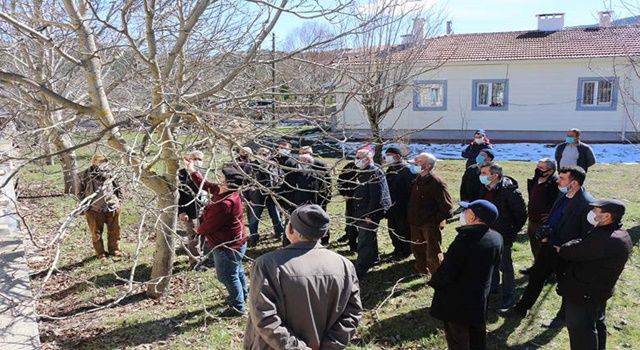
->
[18,157,640,349]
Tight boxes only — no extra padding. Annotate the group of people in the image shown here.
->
[78,127,632,350]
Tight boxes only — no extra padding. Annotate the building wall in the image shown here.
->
[337,58,640,142]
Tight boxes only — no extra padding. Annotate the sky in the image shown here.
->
[272,0,632,43]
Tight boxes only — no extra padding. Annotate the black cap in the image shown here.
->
[385,146,403,156]
[590,199,626,218]
[479,148,494,160]
[460,200,499,225]
[290,204,331,240]
[221,165,244,188]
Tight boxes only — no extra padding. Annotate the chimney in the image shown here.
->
[599,11,613,28]
[536,13,565,31]
[412,18,425,41]
[446,21,453,35]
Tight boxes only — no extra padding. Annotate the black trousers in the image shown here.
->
[355,219,380,277]
[387,213,411,256]
[515,243,566,318]
[443,320,486,350]
[566,300,607,350]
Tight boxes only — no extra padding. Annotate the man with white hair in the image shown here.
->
[407,152,454,276]
[351,145,392,278]
[178,150,211,267]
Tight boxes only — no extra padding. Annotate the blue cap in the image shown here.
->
[475,129,486,136]
[459,200,498,225]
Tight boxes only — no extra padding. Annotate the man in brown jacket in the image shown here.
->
[244,204,362,349]
[408,152,454,276]
[78,153,123,259]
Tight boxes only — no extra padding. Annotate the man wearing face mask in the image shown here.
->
[79,153,123,259]
[245,148,285,246]
[478,162,527,310]
[501,166,594,328]
[556,199,632,350]
[520,158,559,274]
[407,153,454,276]
[383,146,415,260]
[555,128,596,172]
[351,146,392,278]
[428,200,502,350]
[273,141,298,217]
[184,158,248,317]
[178,150,211,267]
[460,148,494,202]
[461,129,492,168]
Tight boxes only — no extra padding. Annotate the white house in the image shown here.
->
[337,13,640,142]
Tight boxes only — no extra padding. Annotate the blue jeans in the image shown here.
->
[212,243,248,311]
[492,242,515,306]
[248,197,284,243]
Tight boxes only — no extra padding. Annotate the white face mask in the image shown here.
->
[587,210,598,226]
[385,155,397,164]
[459,213,467,225]
[355,158,368,169]
[278,149,290,156]
[474,137,484,144]
[98,162,109,171]
[193,160,204,168]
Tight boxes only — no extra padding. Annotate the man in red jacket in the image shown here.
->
[184,157,248,317]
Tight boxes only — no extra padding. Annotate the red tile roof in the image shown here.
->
[345,25,640,63]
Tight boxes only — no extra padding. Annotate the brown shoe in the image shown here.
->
[110,250,124,257]
[96,253,107,260]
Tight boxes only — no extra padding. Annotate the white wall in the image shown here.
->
[339,58,640,139]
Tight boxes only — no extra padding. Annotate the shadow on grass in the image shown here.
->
[31,255,98,280]
[359,260,421,309]
[50,291,148,318]
[62,302,226,350]
[356,306,440,347]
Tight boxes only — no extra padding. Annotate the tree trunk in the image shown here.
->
[368,113,384,164]
[52,132,78,195]
[146,188,178,299]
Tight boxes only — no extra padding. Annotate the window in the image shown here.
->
[413,80,447,111]
[577,77,617,111]
[472,79,508,111]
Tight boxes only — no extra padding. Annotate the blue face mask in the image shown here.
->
[475,155,485,164]
[479,175,490,185]
[558,185,569,193]
[565,136,575,144]
[410,164,422,174]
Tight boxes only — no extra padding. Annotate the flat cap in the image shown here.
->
[590,199,626,218]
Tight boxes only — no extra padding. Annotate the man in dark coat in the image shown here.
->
[178,150,212,266]
[461,129,492,168]
[337,161,359,251]
[244,205,362,349]
[384,146,415,260]
[245,148,284,247]
[351,146,392,278]
[479,162,527,310]
[273,140,298,214]
[299,146,333,244]
[521,158,559,274]
[555,128,597,172]
[460,148,494,202]
[407,152,454,275]
[557,199,632,350]
[501,166,595,329]
[429,199,502,350]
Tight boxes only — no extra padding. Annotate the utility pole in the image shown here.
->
[271,32,276,115]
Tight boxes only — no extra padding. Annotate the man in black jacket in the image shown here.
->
[460,149,494,202]
[555,128,597,172]
[461,129,493,168]
[351,146,392,278]
[338,161,359,251]
[245,148,285,246]
[557,199,632,350]
[384,146,415,260]
[273,141,298,215]
[429,199,502,350]
[501,166,595,329]
[521,158,560,274]
[178,150,209,266]
[479,162,527,310]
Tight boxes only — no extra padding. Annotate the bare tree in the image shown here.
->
[335,0,446,161]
